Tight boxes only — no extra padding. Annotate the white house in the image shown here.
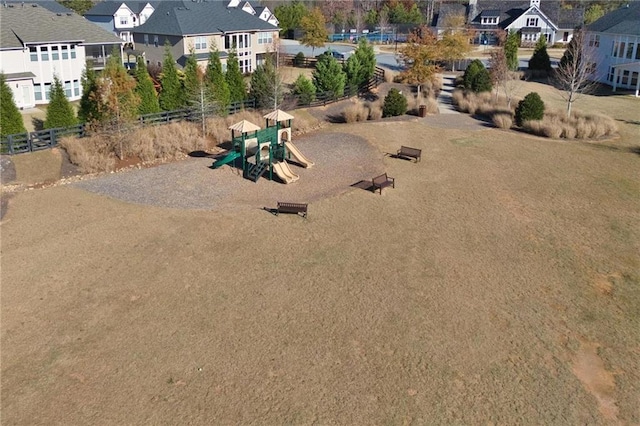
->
[0,2,123,108]
[85,1,160,44]
[130,0,279,72]
[437,0,584,46]
[586,2,640,96]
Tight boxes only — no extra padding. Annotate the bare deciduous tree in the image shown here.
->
[555,29,598,117]
[488,48,521,109]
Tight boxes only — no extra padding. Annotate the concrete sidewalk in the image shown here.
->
[437,74,460,114]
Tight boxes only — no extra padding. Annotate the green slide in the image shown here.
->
[212,151,241,169]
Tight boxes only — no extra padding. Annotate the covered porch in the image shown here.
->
[612,61,640,97]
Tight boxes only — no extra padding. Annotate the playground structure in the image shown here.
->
[212,110,314,184]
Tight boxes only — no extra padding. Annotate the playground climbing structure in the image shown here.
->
[212,110,313,184]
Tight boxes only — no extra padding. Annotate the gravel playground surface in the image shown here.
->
[73,131,384,211]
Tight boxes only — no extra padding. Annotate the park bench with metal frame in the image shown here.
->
[372,173,395,194]
[397,146,421,162]
[276,202,308,218]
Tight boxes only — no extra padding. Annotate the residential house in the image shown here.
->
[85,1,160,44]
[130,0,279,72]
[436,0,584,46]
[585,2,640,96]
[0,2,123,108]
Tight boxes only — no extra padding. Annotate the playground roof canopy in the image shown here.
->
[263,109,295,122]
[228,120,261,134]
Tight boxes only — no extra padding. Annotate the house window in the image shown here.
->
[239,34,244,49]
[621,70,630,85]
[258,32,272,44]
[61,45,69,59]
[618,42,626,58]
[120,16,128,25]
[30,46,38,61]
[588,34,600,47]
[70,45,76,59]
[44,82,52,100]
[631,71,638,86]
[195,36,207,50]
[245,34,250,48]
[607,66,614,82]
[526,17,538,27]
[153,35,159,47]
[563,32,569,42]
[626,42,634,59]
[612,41,619,57]
[41,46,49,61]
[64,81,72,97]
[481,17,498,25]
[637,45,640,60]
[73,79,80,96]
[34,84,42,101]
[52,46,59,60]
[144,34,149,46]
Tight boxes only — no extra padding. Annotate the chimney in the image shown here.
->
[469,0,478,21]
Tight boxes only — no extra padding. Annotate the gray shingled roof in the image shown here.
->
[461,1,583,30]
[5,0,72,13]
[86,1,162,16]
[587,2,640,36]
[0,3,123,49]
[133,0,278,36]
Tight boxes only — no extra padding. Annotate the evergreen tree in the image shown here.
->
[0,73,27,137]
[353,37,376,87]
[44,75,77,129]
[159,43,185,111]
[343,54,362,95]
[515,92,545,126]
[505,30,520,71]
[225,48,246,103]
[463,59,484,90]
[292,74,316,105]
[382,88,408,117]
[249,55,283,109]
[313,53,346,98]
[183,49,201,104]
[204,47,231,115]
[134,56,160,115]
[78,63,102,125]
[528,37,551,73]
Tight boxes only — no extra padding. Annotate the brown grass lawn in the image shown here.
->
[1,80,639,424]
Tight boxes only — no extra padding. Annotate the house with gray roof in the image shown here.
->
[85,1,161,44]
[129,0,279,72]
[585,2,640,96]
[436,0,584,46]
[0,2,123,108]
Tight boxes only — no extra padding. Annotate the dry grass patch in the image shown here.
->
[492,113,513,129]
[367,101,383,120]
[523,109,619,140]
[58,135,115,174]
[343,100,369,123]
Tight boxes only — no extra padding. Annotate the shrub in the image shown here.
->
[44,75,77,129]
[367,101,383,120]
[292,74,316,105]
[59,135,115,173]
[528,37,552,74]
[343,101,368,123]
[382,88,407,117]
[424,97,439,114]
[462,60,493,93]
[515,92,544,126]
[293,51,305,67]
[492,113,513,129]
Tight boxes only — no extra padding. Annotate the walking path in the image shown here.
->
[437,74,460,114]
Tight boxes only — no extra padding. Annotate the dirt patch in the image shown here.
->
[572,339,619,421]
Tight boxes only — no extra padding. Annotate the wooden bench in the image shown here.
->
[397,146,422,162]
[277,202,308,218]
[372,173,395,194]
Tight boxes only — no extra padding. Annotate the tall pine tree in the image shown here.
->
[44,75,77,129]
[78,63,102,125]
[0,73,27,137]
[159,43,185,111]
[528,36,551,73]
[225,48,246,103]
[204,47,231,115]
[249,55,283,109]
[505,30,520,71]
[353,37,376,87]
[134,56,160,115]
[313,53,346,98]
[183,49,202,104]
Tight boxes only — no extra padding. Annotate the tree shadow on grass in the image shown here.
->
[32,117,44,131]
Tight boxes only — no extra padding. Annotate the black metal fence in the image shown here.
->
[1,99,255,155]
[2,63,386,155]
